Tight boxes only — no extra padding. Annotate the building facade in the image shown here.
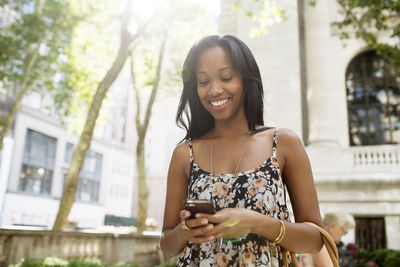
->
[219,0,400,250]
[0,94,135,229]
[0,64,182,230]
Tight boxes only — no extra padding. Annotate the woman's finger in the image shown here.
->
[189,223,214,237]
[204,220,226,236]
[185,217,209,229]
[198,212,225,224]
[180,210,190,220]
[191,234,216,244]
[191,224,217,244]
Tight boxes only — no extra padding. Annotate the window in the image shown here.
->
[355,217,386,251]
[346,50,400,146]
[18,129,57,195]
[64,143,102,202]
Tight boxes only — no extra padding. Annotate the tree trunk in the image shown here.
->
[132,30,167,231]
[0,86,27,152]
[52,30,134,231]
[0,45,40,153]
[136,135,148,231]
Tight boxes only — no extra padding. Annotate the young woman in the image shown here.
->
[160,35,324,266]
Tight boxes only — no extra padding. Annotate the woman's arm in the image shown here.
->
[265,128,323,253]
[159,144,190,257]
[312,246,334,267]
[160,143,215,258]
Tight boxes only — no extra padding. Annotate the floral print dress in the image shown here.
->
[177,129,291,267]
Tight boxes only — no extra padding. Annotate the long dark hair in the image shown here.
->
[176,35,264,141]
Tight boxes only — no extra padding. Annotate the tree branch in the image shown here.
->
[130,55,142,135]
[141,29,168,139]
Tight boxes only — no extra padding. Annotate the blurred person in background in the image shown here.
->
[301,211,355,267]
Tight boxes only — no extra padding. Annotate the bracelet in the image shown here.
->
[272,218,286,244]
[222,234,247,243]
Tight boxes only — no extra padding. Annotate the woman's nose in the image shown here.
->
[208,81,223,96]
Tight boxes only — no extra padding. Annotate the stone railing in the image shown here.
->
[307,144,400,176]
[350,145,400,167]
[0,228,161,267]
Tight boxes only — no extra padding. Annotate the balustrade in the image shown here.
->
[0,229,160,267]
[351,146,400,167]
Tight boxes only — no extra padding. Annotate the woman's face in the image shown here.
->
[196,46,244,122]
[328,224,348,244]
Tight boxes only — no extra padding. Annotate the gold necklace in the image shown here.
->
[210,130,250,181]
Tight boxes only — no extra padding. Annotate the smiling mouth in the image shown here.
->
[210,98,229,107]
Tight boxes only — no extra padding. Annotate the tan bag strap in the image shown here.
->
[304,222,339,267]
[283,222,340,267]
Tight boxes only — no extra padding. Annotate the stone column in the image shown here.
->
[304,1,340,146]
[385,215,400,250]
[218,0,238,35]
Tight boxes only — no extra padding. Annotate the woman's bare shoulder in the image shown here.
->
[173,141,190,161]
[169,141,191,178]
[276,128,304,146]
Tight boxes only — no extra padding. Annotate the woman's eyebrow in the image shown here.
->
[218,66,233,72]
[196,66,233,74]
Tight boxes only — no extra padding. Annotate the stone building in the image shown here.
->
[219,0,400,250]
[0,77,137,229]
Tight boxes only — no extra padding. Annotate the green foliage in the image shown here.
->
[0,0,79,118]
[155,258,177,267]
[340,244,400,267]
[368,249,400,267]
[67,258,106,267]
[234,0,285,37]
[111,262,141,267]
[333,0,400,70]
[10,258,143,267]
[370,249,391,266]
[11,259,44,267]
[383,251,400,267]
[44,257,68,266]
[130,0,216,98]
[62,0,123,134]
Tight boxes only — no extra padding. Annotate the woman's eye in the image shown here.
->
[198,81,209,86]
[221,77,232,82]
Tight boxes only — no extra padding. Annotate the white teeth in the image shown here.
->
[211,99,228,107]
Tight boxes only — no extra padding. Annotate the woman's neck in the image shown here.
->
[212,118,250,139]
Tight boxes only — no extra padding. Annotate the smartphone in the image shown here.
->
[183,199,215,219]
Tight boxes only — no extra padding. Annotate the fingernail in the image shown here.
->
[207,224,213,230]
[208,236,214,241]
[201,219,207,224]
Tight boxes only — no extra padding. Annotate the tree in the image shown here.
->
[234,0,285,37]
[52,1,153,230]
[129,0,216,230]
[0,0,77,153]
[333,0,400,70]
[130,31,167,231]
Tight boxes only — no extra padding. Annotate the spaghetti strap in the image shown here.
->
[187,139,195,179]
[272,128,279,161]
[188,139,194,164]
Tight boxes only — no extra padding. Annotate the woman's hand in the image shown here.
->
[179,209,215,244]
[197,208,257,240]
